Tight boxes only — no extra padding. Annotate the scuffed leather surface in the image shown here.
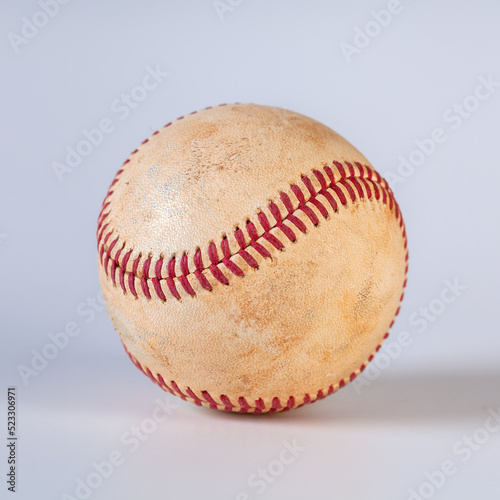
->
[97,103,407,410]
[106,104,371,262]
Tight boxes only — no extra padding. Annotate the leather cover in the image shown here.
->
[97,103,408,413]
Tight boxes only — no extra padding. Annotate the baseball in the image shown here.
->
[97,103,408,414]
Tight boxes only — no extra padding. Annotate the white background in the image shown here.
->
[1,1,499,499]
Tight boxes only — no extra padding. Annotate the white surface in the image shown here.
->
[1,1,499,499]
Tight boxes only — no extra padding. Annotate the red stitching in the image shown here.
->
[155,258,163,279]
[201,391,219,410]
[179,255,196,295]
[141,277,151,299]
[156,374,173,394]
[234,228,246,247]
[96,105,406,312]
[152,277,166,301]
[223,256,244,277]
[119,251,132,294]
[339,178,356,201]
[277,222,296,242]
[279,192,294,213]
[185,387,203,406]
[193,250,212,291]
[132,256,141,276]
[98,160,402,302]
[128,273,137,298]
[246,221,272,258]
[179,274,196,296]
[333,160,346,178]
[345,161,356,177]
[121,333,393,413]
[167,257,176,278]
[210,265,229,285]
[257,211,271,231]
[301,176,316,197]
[290,183,305,204]
[166,278,180,300]
[262,231,285,251]
[170,381,187,400]
[238,397,251,413]
[313,169,327,189]
[350,177,365,198]
[270,398,282,412]
[318,188,338,212]
[331,183,348,205]
[221,395,234,412]
[180,254,190,276]
[309,196,329,219]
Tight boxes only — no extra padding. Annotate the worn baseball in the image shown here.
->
[97,103,408,413]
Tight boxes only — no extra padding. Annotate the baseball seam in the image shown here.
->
[97,152,406,301]
[122,332,392,413]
